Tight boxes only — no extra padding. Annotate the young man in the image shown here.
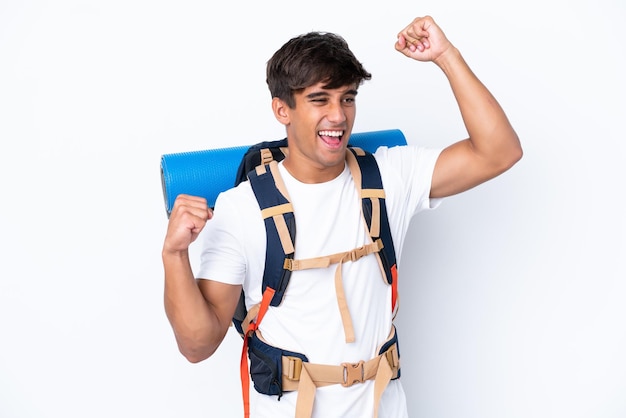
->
[162,15,522,418]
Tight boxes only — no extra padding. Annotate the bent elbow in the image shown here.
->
[183,353,208,364]
[178,340,218,364]
[512,131,523,160]
[499,133,523,172]
[181,347,214,364]
[508,142,523,169]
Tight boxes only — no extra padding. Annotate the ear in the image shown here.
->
[271,97,290,126]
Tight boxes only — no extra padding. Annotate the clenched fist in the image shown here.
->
[395,15,454,63]
[163,194,213,254]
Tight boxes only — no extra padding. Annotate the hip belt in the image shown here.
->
[248,326,401,418]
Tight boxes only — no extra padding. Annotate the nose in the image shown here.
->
[327,100,347,124]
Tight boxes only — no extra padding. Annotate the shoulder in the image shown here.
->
[208,180,264,236]
[373,145,442,181]
[373,144,441,165]
[214,180,258,212]
[197,179,266,275]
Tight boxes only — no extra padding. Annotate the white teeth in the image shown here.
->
[318,130,343,137]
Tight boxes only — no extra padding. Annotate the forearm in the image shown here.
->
[163,250,224,362]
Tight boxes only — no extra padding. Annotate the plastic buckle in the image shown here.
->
[349,246,365,262]
[260,148,274,165]
[283,258,294,271]
[384,345,399,370]
[341,360,365,387]
[286,356,303,381]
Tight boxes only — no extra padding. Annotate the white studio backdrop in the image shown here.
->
[1,0,625,417]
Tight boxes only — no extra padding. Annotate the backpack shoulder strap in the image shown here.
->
[231,141,290,335]
[234,138,288,187]
[247,161,296,307]
[346,147,399,313]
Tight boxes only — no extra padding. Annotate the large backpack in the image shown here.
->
[231,138,399,337]
[232,138,402,417]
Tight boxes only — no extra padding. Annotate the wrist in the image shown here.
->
[162,245,190,261]
[433,46,463,73]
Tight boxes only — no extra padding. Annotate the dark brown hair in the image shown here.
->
[266,32,372,108]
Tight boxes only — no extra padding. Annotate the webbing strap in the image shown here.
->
[240,287,275,418]
[269,160,291,202]
[273,214,295,256]
[260,148,274,165]
[373,353,394,418]
[283,341,399,418]
[248,160,295,307]
[345,150,388,287]
[366,191,381,237]
[240,304,260,335]
[391,265,398,318]
[263,162,296,265]
[281,326,400,388]
[283,240,383,271]
[240,336,251,418]
[361,189,386,199]
[260,203,293,219]
[282,239,383,343]
[334,257,354,343]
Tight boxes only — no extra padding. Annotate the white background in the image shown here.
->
[1,0,625,417]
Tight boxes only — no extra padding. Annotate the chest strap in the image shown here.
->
[291,239,384,344]
[242,239,384,344]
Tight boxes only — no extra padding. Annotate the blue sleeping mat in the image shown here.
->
[160,129,407,216]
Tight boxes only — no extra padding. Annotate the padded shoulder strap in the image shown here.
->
[247,161,295,307]
[347,147,399,312]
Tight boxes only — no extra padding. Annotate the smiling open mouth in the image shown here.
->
[318,130,344,148]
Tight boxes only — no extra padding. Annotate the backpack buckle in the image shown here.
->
[260,148,274,165]
[353,245,369,261]
[285,356,303,381]
[341,360,365,387]
[384,344,400,371]
[283,258,295,271]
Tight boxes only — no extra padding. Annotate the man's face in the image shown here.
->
[277,82,358,182]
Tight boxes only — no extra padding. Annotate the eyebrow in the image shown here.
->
[305,89,359,100]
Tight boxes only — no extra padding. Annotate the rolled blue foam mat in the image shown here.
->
[160,129,406,216]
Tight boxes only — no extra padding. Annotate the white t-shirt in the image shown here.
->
[197,145,442,418]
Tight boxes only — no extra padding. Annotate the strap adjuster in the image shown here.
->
[341,360,365,387]
[384,344,399,370]
[283,258,296,271]
[348,245,366,262]
[285,356,303,381]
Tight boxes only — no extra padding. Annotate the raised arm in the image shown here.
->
[395,16,522,198]
[162,194,241,362]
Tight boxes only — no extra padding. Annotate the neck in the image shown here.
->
[282,155,346,184]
